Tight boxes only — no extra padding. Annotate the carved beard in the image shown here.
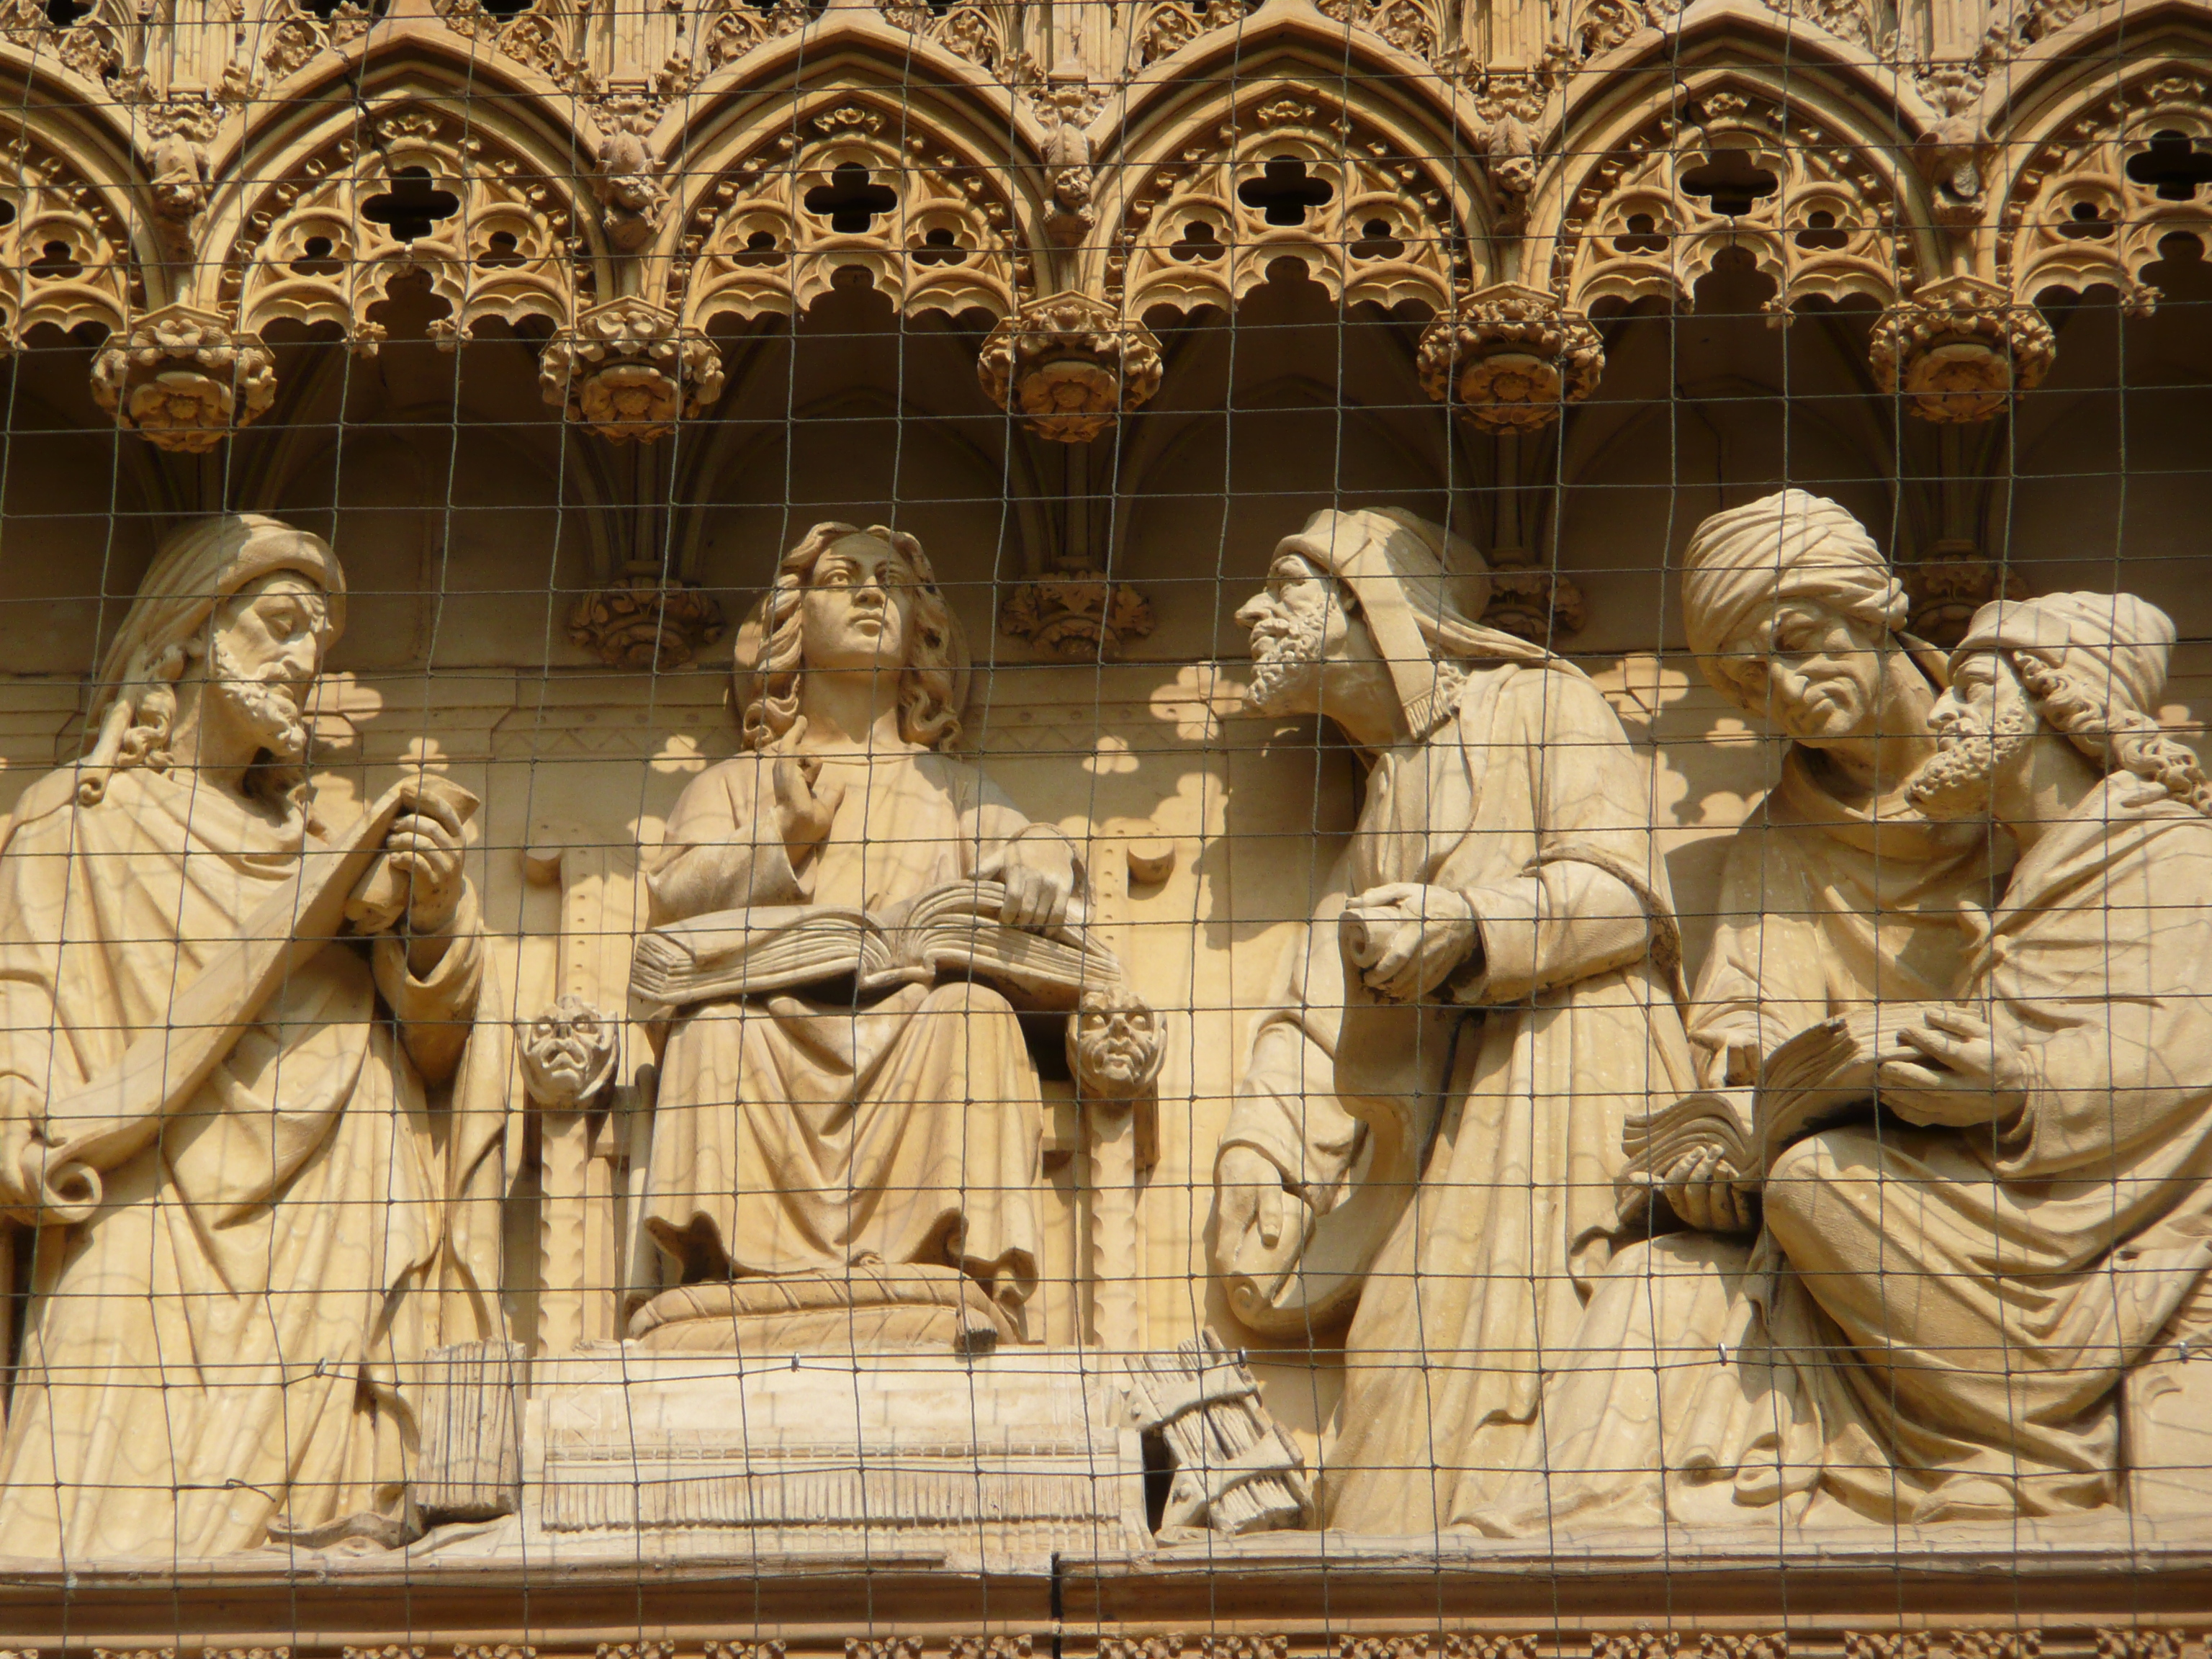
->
[1246,603,1328,714]
[1907,700,2035,820]
[1084,1030,1150,1084]
[208,637,310,764]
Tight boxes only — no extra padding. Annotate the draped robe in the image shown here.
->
[1222,662,1696,1532]
[0,766,487,1560]
[639,744,1048,1314]
[1474,772,2212,1532]
[1689,748,2010,1081]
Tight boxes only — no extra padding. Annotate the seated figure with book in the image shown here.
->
[1472,590,2212,1534]
[630,522,1094,1352]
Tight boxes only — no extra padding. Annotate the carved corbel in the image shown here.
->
[1418,282,1604,432]
[540,297,727,444]
[977,292,1164,443]
[1869,275,2057,423]
[89,304,278,452]
[568,569,727,671]
[999,577,1156,660]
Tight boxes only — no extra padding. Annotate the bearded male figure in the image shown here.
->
[1476,590,2212,1533]
[635,523,1076,1341]
[1211,506,1695,1532]
[0,514,510,1560]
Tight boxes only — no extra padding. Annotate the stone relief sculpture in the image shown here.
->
[627,522,1115,1354]
[1676,490,2011,1092]
[0,513,514,1559]
[1473,589,2212,1533]
[1210,505,1697,1532]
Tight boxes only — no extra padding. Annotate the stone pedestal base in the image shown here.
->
[520,1346,1148,1569]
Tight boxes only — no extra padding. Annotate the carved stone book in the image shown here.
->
[1624,1002,1954,1187]
[631,879,1123,1012]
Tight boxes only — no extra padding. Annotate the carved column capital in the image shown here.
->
[567,570,727,670]
[999,576,1156,660]
[977,293,1164,443]
[1869,274,2057,423]
[89,304,277,451]
[540,297,727,443]
[1418,282,1604,432]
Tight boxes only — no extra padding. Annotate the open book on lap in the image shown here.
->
[631,879,1125,1012]
[1624,1001,1956,1191]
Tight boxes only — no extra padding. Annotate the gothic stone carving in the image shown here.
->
[1215,506,1686,1532]
[1869,274,2057,423]
[567,570,729,670]
[540,297,727,442]
[1555,88,1909,320]
[628,523,1120,1353]
[1417,282,1604,431]
[1115,92,1463,320]
[1000,577,1157,659]
[673,103,1022,330]
[0,514,505,1557]
[977,292,1165,443]
[89,303,276,451]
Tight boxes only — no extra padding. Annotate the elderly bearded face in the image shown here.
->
[200,570,331,764]
[1235,552,1354,718]
[1907,651,2038,821]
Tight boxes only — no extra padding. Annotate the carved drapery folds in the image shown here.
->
[1416,282,1603,431]
[1113,93,1463,320]
[673,104,1022,330]
[1555,89,1907,320]
[1869,274,2057,421]
[977,292,1164,442]
[540,297,725,441]
[1999,67,2212,313]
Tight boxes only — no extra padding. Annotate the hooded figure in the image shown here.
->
[0,514,513,1560]
[1214,505,1696,1532]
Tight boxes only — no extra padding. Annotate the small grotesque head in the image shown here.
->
[1068,986,1165,1102]
[518,994,618,1110]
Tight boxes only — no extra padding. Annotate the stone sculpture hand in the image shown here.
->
[1215,1141,1315,1262]
[1875,1007,2029,1126]
[770,721,846,866]
[1340,881,1481,1003]
[998,835,1076,933]
[1659,1148,1755,1233]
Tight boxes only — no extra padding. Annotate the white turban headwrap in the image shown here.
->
[1274,506,1563,736]
[1952,590,2175,721]
[1680,490,1907,683]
